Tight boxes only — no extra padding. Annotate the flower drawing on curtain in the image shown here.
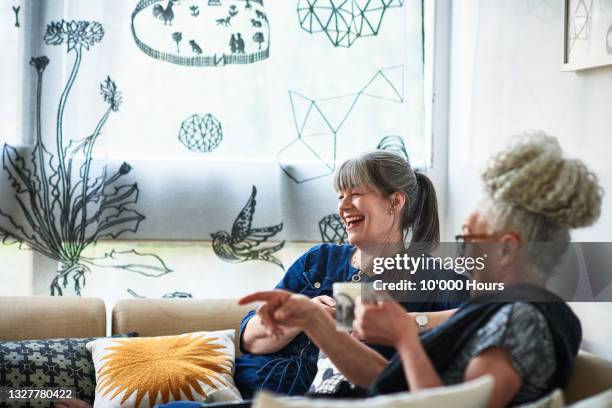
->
[0,20,171,296]
[127,289,193,298]
[211,186,285,270]
[131,0,270,67]
[12,4,20,28]
[297,0,404,47]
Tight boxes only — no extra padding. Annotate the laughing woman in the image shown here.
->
[233,151,468,398]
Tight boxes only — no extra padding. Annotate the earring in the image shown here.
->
[389,206,394,214]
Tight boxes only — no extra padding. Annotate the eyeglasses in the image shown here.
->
[455,231,521,257]
[454,234,496,242]
[454,233,497,257]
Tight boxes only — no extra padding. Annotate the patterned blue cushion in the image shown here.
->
[0,332,137,407]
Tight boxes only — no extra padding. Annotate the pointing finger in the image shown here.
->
[239,291,282,305]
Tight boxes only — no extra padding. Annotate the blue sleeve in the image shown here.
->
[274,247,310,290]
[238,309,258,354]
[238,247,314,353]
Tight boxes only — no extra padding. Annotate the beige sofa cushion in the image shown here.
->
[112,298,251,355]
[0,296,105,340]
[564,350,612,404]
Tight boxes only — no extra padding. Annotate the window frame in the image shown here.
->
[423,0,453,240]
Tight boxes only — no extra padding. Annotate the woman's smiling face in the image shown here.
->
[337,185,402,248]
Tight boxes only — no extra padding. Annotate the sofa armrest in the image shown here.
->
[564,350,612,404]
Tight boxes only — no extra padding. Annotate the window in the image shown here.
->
[2,0,429,297]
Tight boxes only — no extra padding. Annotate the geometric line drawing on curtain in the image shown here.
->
[178,113,223,153]
[131,0,270,67]
[277,65,404,183]
[127,289,193,298]
[0,20,171,296]
[297,0,403,48]
[376,135,409,162]
[318,214,347,244]
[12,4,20,28]
[568,0,594,55]
[211,185,285,270]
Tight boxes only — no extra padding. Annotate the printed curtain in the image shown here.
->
[0,0,424,299]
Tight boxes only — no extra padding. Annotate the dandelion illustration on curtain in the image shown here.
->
[0,20,171,296]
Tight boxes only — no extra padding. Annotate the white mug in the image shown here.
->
[332,282,363,331]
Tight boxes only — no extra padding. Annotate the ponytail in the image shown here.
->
[410,172,440,248]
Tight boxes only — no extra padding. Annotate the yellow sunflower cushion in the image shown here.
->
[86,330,241,408]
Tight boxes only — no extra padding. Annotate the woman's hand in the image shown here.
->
[311,294,336,319]
[353,299,418,348]
[239,290,321,337]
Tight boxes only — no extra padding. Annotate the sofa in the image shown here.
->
[2,296,612,406]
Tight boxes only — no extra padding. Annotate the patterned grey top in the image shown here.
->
[440,302,556,405]
[310,303,556,406]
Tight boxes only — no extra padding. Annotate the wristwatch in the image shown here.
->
[415,313,429,332]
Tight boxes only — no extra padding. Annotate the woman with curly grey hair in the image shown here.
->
[241,132,603,407]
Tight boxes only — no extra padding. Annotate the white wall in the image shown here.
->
[446,0,612,359]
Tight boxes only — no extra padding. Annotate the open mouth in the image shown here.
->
[345,215,365,230]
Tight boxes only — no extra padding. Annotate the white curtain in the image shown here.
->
[0,0,424,298]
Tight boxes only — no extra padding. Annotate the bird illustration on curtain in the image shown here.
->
[153,0,176,25]
[211,186,285,270]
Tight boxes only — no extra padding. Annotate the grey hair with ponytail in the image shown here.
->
[333,151,440,248]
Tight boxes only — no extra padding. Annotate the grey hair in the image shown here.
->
[481,131,603,281]
[333,150,440,246]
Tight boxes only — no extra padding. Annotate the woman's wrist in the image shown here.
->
[303,305,333,335]
[392,314,419,349]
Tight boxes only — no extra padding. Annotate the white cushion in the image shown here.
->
[252,375,493,408]
[568,388,612,408]
[512,389,564,408]
[86,330,241,407]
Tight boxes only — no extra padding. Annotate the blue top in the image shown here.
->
[234,243,468,398]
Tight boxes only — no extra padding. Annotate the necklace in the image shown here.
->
[350,249,364,282]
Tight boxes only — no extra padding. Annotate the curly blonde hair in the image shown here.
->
[481,131,603,279]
